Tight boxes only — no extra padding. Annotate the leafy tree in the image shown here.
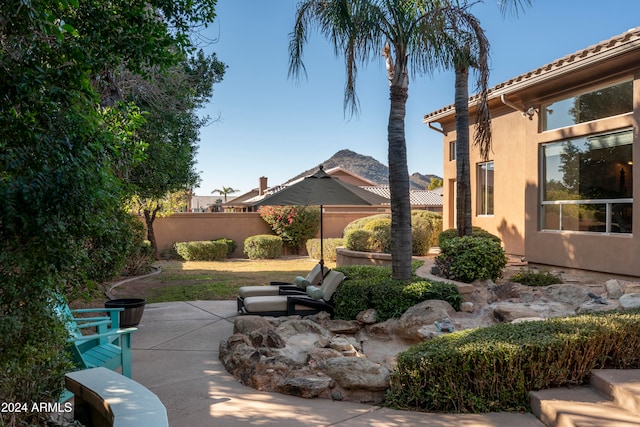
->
[258,205,320,251]
[427,177,444,190]
[0,0,222,421]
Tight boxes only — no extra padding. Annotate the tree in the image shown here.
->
[450,0,531,235]
[0,0,222,420]
[289,0,489,280]
[213,186,240,202]
[428,177,444,190]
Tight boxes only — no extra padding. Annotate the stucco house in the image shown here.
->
[424,27,640,276]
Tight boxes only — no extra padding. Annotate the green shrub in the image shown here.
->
[174,240,228,261]
[332,263,460,321]
[411,211,443,255]
[123,240,155,276]
[343,212,442,255]
[511,268,563,286]
[214,237,237,257]
[344,229,374,252]
[363,217,392,252]
[435,236,507,283]
[438,227,501,247]
[306,238,344,263]
[387,309,640,413]
[243,235,283,259]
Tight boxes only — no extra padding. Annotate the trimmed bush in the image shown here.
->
[243,234,282,259]
[363,217,392,253]
[123,240,155,276]
[214,237,237,257]
[511,267,563,286]
[438,227,501,247]
[411,211,443,256]
[387,309,640,413]
[343,211,443,255]
[435,236,507,283]
[174,240,228,261]
[344,229,373,252]
[306,238,344,263]
[332,263,461,321]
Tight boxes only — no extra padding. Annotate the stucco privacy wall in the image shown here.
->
[151,211,384,257]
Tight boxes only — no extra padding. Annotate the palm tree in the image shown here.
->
[212,186,238,203]
[449,0,531,236]
[289,0,486,280]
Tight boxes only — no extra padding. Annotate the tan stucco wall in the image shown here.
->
[435,70,640,276]
[151,211,390,257]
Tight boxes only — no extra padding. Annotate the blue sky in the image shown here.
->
[194,0,638,196]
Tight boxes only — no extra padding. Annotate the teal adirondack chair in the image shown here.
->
[55,301,136,378]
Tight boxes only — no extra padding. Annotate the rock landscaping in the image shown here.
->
[219,260,640,403]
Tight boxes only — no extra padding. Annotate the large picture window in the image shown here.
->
[477,161,494,216]
[541,129,633,233]
[542,80,633,131]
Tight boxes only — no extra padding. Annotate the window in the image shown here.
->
[542,80,633,131]
[541,129,632,233]
[477,161,494,215]
[449,141,456,161]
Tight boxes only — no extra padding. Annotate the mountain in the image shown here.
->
[288,149,441,190]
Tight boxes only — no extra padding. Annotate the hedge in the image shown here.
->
[387,309,640,413]
[243,234,282,259]
[174,240,228,261]
[305,238,344,263]
[332,263,461,322]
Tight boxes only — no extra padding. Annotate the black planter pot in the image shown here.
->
[105,298,146,327]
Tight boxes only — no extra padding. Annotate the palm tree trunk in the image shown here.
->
[455,64,473,236]
[388,81,412,281]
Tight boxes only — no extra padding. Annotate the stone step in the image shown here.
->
[590,369,640,415]
[530,385,640,427]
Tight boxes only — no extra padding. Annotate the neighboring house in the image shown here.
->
[189,195,223,212]
[424,27,640,276]
[362,185,443,213]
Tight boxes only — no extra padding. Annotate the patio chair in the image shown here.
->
[236,263,328,311]
[239,270,345,317]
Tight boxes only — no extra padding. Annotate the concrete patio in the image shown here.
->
[130,300,545,426]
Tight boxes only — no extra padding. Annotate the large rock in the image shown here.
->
[396,300,456,341]
[248,327,286,349]
[544,284,589,305]
[274,375,334,398]
[620,293,640,310]
[275,319,332,340]
[234,316,273,334]
[605,279,624,299]
[491,302,540,323]
[323,357,390,391]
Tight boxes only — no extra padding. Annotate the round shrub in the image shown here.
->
[305,238,344,262]
[243,234,282,259]
[174,240,228,261]
[342,213,389,235]
[438,227,501,247]
[344,229,374,252]
[435,236,507,283]
[214,237,237,257]
[362,217,392,253]
[411,211,443,255]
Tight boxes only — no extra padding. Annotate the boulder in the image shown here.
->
[606,279,624,299]
[248,327,286,349]
[356,309,378,324]
[275,319,332,340]
[234,315,273,335]
[396,300,456,341]
[323,357,390,391]
[274,375,334,398]
[620,293,640,310]
[544,284,589,305]
[460,302,474,313]
[324,319,361,334]
[492,302,540,323]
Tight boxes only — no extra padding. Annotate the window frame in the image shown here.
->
[477,161,494,216]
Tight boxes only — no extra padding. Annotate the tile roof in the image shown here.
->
[424,27,640,121]
[362,186,443,206]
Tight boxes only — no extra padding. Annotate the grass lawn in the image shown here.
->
[110,256,331,303]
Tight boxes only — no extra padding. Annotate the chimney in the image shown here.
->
[259,176,268,196]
